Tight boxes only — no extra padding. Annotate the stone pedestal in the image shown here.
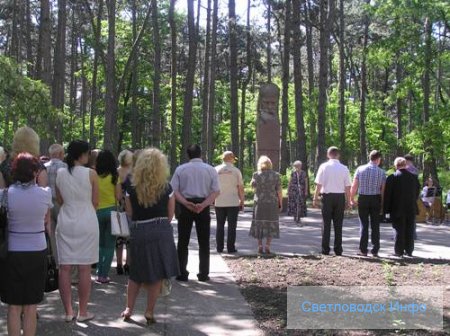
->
[256,83,280,172]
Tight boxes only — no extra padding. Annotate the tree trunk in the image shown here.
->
[292,0,308,178]
[151,0,161,148]
[266,0,272,82]
[69,5,78,141]
[207,0,218,163]
[51,0,67,143]
[9,0,19,62]
[305,0,316,169]
[338,0,346,164]
[169,0,178,170]
[104,0,118,152]
[25,0,33,77]
[359,0,369,164]
[435,23,445,108]
[36,0,52,87]
[81,39,88,141]
[201,0,212,161]
[229,0,239,157]
[395,56,403,154]
[422,17,439,185]
[89,0,103,148]
[130,0,139,149]
[316,0,334,166]
[239,0,253,172]
[196,0,201,37]
[280,0,291,174]
[180,0,198,162]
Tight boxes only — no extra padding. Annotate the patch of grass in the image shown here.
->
[382,261,395,286]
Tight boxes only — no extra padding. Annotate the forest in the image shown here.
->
[0,0,449,183]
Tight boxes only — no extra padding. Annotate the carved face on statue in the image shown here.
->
[258,83,279,124]
[259,97,277,122]
[256,83,280,171]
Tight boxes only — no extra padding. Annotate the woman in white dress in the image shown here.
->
[56,140,99,322]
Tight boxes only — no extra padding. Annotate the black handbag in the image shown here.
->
[45,234,59,292]
[0,188,9,260]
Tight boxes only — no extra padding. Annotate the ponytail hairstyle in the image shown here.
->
[96,150,118,185]
[66,140,90,174]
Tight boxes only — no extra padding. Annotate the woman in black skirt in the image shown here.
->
[121,148,179,324]
[1,153,52,336]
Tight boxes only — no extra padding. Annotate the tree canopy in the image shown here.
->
[0,0,449,182]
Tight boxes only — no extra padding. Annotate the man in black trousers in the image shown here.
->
[313,147,351,256]
[350,150,386,257]
[384,157,420,257]
[171,145,220,281]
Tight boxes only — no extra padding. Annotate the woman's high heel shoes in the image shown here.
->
[117,264,129,275]
[121,308,132,321]
[145,315,156,325]
[145,311,156,325]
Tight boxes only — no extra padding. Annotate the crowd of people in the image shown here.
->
[0,126,445,336]
[313,147,423,258]
[0,127,182,334]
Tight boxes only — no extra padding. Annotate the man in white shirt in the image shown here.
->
[214,151,244,253]
[313,146,351,256]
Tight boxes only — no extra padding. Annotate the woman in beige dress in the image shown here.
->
[56,140,99,322]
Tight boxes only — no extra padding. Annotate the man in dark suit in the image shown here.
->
[383,157,420,257]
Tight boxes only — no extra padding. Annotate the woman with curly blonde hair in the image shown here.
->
[121,148,179,324]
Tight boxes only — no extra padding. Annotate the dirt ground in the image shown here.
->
[225,254,450,336]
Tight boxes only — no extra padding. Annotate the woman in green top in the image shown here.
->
[95,150,121,283]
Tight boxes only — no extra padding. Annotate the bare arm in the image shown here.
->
[238,184,245,210]
[196,191,220,213]
[37,169,48,187]
[313,183,322,208]
[174,191,196,211]
[167,195,175,222]
[90,169,99,210]
[115,182,122,202]
[125,196,133,217]
[350,177,359,205]
[345,186,351,208]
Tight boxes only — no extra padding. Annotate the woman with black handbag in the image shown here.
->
[0,152,52,336]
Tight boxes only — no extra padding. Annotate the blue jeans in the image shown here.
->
[96,207,116,278]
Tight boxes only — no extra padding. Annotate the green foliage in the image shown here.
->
[1,0,449,184]
[0,56,57,145]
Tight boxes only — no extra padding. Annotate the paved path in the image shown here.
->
[0,227,262,336]
[1,208,449,335]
